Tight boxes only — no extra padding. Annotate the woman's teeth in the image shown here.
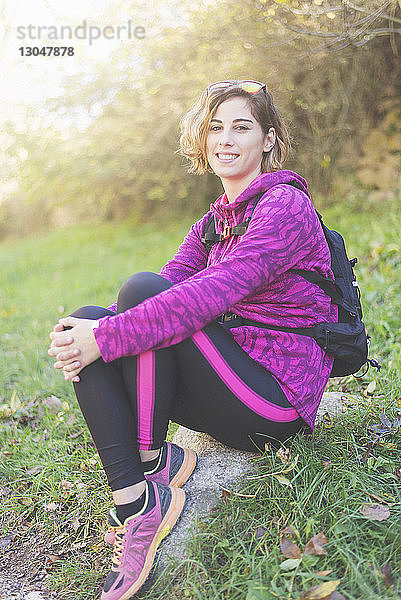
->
[217,154,239,161]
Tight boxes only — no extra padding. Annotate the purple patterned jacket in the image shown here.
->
[94,170,337,430]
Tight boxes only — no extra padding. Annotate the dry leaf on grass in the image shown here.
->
[316,569,333,576]
[61,480,74,491]
[44,502,60,511]
[281,526,297,537]
[274,474,293,487]
[360,503,390,521]
[280,535,301,558]
[300,579,341,599]
[43,395,63,413]
[364,491,395,505]
[276,447,291,463]
[254,526,268,540]
[280,558,302,570]
[304,532,328,556]
[381,562,394,589]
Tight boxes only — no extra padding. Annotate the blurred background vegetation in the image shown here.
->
[0,0,400,240]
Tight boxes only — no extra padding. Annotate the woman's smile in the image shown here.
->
[215,152,240,162]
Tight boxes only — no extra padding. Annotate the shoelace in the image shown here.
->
[111,524,126,568]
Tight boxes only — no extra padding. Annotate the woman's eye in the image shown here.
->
[209,125,249,131]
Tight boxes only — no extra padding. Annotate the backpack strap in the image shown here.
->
[201,192,265,252]
[290,269,343,306]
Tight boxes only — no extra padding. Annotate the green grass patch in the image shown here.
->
[0,194,400,599]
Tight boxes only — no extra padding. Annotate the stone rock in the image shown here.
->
[315,391,344,422]
[150,390,346,583]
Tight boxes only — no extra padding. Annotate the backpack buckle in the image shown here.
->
[222,222,231,239]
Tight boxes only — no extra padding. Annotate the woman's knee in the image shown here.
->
[117,272,173,311]
[69,305,114,320]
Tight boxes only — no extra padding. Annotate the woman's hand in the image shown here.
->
[48,317,101,382]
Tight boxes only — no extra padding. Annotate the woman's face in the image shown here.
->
[206,96,275,187]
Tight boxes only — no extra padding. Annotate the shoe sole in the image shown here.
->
[115,486,186,600]
[170,447,198,488]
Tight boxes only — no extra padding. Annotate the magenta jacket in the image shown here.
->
[94,170,337,430]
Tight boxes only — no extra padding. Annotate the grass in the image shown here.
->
[0,192,401,599]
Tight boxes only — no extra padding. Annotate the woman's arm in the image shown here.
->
[94,185,321,362]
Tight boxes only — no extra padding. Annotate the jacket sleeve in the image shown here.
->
[94,186,319,362]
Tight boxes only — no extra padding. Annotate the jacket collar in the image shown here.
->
[209,170,309,224]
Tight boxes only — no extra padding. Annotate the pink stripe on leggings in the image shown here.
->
[191,330,299,422]
[137,351,155,450]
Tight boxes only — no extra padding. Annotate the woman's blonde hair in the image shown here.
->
[177,81,291,175]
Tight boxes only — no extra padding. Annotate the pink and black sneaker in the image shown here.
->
[104,442,197,547]
[101,480,186,600]
[144,441,198,488]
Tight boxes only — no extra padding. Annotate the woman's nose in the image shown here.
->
[218,129,234,146]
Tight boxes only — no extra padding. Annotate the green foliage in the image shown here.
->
[1,0,400,239]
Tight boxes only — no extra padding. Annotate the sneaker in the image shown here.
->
[104,443,197,547]
[145,441,198,488]
[101,480,185,600]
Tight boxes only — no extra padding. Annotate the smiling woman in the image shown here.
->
[47,79,337,600]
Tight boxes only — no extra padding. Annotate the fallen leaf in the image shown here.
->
[47,554,61,564]
[381,562,394,589]
[254,526,267,540]
[280,558,302,570]
[43,395,63,413]
[321,413,335,428]
[19,497,33,506]
[282,454,299,473]
[321,460,333,469]
[61,480,74,491]
[280,536,301,558]
[71,517,81,532]
[316,569,333,576]
[364,491,394,505]
[44,502,60,511]
[276,447,291,463]
[94,558,102,570]
[304,532,328,556]
[221,488,231,502]
[67,414,77,426]
[366,380,377,395]
[25,466,43,476]
[300,579,341,599]
[281,526,296,538]
[360,503,390,521]
[274,474,293,488]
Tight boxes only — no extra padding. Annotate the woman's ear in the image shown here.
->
[263,127,276,152]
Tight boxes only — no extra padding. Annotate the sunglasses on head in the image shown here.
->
[206,80,266,96]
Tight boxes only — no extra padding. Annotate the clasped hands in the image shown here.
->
[48,317,101,382]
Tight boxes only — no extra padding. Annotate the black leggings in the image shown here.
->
[71,272,304,491]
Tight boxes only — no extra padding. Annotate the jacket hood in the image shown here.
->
[209,170,309,224]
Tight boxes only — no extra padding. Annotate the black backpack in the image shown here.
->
[201,187,381,377]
